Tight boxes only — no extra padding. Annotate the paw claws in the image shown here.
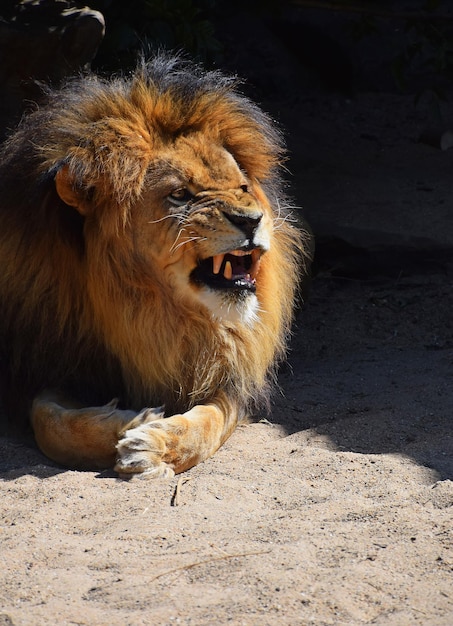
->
[138,406,165,421]
[115,422,173,479]
[114,456,174,480]
[127,406,165,429]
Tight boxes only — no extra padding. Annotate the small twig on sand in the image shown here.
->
[171,475,192,506]
[149,549,272,583]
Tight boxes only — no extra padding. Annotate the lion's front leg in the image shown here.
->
[31,390,164,470]
[115,401,239,478]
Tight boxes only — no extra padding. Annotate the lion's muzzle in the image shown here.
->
[222,208,263,242]
[187,197,269,295]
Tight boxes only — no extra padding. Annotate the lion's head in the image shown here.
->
[57,124,275,327]
[0,55,309,423]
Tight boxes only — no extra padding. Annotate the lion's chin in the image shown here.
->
[196,288,260,327]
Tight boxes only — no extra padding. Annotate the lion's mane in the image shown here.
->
[0,55,307,427]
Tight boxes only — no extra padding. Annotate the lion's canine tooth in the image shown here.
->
[212,254,224,274]
[250,249,262,280]
[224,261,233,280]
[251,249,261,262]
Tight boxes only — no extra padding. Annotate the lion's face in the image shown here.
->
[132,133,273,325]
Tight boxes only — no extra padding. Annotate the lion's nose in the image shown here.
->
[223,210,263,240]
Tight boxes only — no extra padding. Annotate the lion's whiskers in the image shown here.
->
[171,235,207,254]
[148,213,187,225]
[274,213,297,229]
[273,199,300,230]
[169,227,187,254]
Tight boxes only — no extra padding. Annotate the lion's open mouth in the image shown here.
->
[191,248,263,292]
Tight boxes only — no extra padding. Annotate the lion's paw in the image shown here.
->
[114,422,175,479]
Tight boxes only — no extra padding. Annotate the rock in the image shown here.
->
[0,1,105,135]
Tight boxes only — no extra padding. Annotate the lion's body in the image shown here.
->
[0,55,308,476]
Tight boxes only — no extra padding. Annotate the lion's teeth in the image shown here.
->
[250,249,262,279]
[212,254,224,275]
[251,249,261,263]
[230,250,249,257]
[224,261,233,280]
[250,259,261,280]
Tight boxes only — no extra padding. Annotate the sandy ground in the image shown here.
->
[1,91,453,625]
[1,272,452,626]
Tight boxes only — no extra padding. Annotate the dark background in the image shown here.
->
[3,0,453,277]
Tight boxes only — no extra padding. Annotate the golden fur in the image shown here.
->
[0,55,308,476]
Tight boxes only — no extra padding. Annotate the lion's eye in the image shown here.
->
[168,188,193,206]
[240,183,249,193]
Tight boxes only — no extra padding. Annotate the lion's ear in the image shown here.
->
[55,166,90,215]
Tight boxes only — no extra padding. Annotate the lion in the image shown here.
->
[0,54,308,478]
